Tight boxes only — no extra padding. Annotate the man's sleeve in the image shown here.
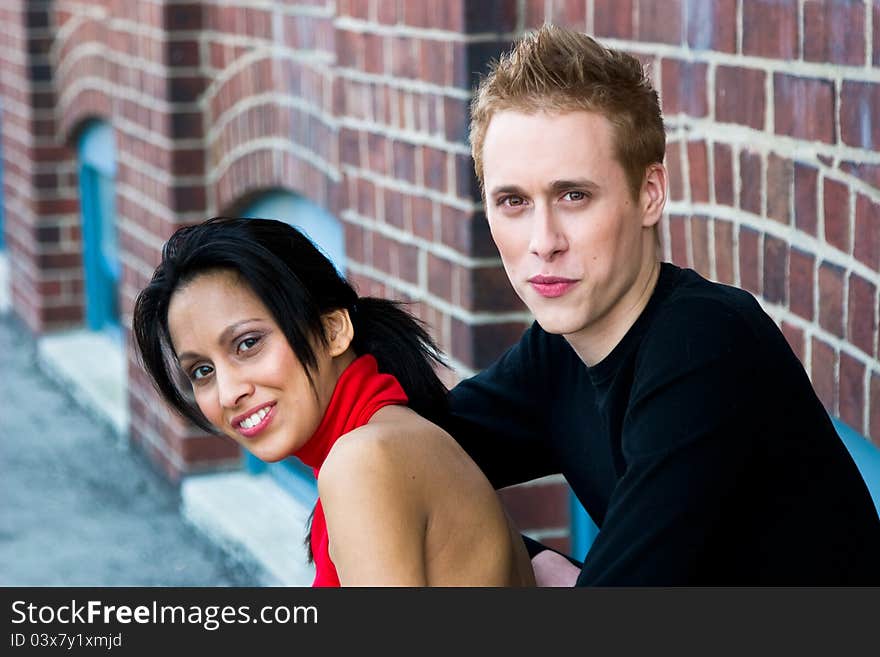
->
[443,323,560,489]
[576,301,759,585]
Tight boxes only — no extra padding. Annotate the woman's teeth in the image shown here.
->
[240,407,270,429]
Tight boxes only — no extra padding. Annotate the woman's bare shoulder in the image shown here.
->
[318,405,469,497]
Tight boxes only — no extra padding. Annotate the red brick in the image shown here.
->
[181,435,240,462]
[739,149,762,216]
[818,262,845,338]
[739,227,760,295]
[464,0,517,32]
[559,0,588,26]
[715,66,765,131]
[780,321,805,364]
[523,0,546,28]
[685,0,736,52]
[383,188,405,230]
[840,162,880,191]
[848,274,877,358]
[467,265,525,313]
[840,81,880,150]
[690,215,711,278]
[451,318,527,370]
[854,194,880,269]
[499,481,570,529]
[666,141,684,201]
[803,0,865,66]
[668,214,689,267]
[766,153,792,225]
[687,141,709,202]
[391,140,416,184]
[762,235,787,305]
[594,0,634,39]
[743,0,799,59]
[773,75,835,144]
[427,253,453,302]
[811,337,838,414]
[639,0,683,44]
[419,39,447,86]
[713,143,734,206]
[789,248,815,321]
[871,372,880,447]
[823,177,851,253]
[839,353,865,434]
[714,219,735,285]
[421,146,448,193]
[794,164,819,236]
[661,59,708,118]
[376,0,398,25]
[876,0,880,67]
[356,178,375,218]
[363,33,384,75]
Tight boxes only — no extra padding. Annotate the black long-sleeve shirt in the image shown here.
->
[445,263,880,585]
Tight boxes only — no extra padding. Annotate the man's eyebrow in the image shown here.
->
[487,184,526,197]
[488,179,600,197]
[176,318,262,363]
[548,178,599,194]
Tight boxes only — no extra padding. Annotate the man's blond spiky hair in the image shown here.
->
[469,24,665,200]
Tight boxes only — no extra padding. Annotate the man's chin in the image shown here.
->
[533,314,587,337]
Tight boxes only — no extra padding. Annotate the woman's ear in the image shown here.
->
[322,308,354,357]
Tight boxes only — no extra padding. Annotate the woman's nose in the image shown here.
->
[215,367,253,409]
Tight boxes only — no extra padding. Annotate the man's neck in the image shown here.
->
[565,257,661,367]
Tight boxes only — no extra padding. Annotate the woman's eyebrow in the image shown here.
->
[176,318,262,362]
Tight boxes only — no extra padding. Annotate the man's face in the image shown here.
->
[481,109,664,360]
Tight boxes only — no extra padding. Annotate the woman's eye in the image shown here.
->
[191,365,213,381]
[237,336,260,354]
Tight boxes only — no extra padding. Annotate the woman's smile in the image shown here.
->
[232,401,277,437]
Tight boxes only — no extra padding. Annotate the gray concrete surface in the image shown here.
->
[0,312,263,587]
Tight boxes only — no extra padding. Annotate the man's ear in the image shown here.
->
[322,308,354,357]
[640,163,668,228]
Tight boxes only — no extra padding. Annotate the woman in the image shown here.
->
[133,217,534,587]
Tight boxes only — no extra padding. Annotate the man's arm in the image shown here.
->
[443,322,562,488]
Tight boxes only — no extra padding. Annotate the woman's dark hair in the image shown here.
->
[133,216,449,433]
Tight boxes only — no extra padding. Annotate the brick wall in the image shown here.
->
[2,0,878,557]
[1,0,83,332]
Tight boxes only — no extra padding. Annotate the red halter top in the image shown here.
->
[293,354,408,587]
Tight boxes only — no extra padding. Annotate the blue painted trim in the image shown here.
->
[77,121,120,332]
[569,491,599,561]
[77,121,116,175]
[242,189,347,274]
[832,418,880,516]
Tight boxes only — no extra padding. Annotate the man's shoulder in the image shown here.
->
[637,267,769,371]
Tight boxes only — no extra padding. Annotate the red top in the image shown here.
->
[293,354,408,587]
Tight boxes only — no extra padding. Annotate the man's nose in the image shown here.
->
[216,367,253,409]
[528,205,568,260]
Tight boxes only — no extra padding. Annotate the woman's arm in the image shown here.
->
[318,428,428,586]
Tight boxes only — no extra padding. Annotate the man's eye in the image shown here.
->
[498,195,525,207]
[237,336,260,354]
[563,191,588,201]
[191,365,213,381]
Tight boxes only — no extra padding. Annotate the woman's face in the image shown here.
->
[167,270,340,462]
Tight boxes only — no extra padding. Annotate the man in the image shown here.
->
[444,24,880,585]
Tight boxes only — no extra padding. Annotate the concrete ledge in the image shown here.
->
[181,471,315,587]
[37,328,128,440]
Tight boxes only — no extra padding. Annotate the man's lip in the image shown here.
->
[231,401,276,428]
[527,275,579,284]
